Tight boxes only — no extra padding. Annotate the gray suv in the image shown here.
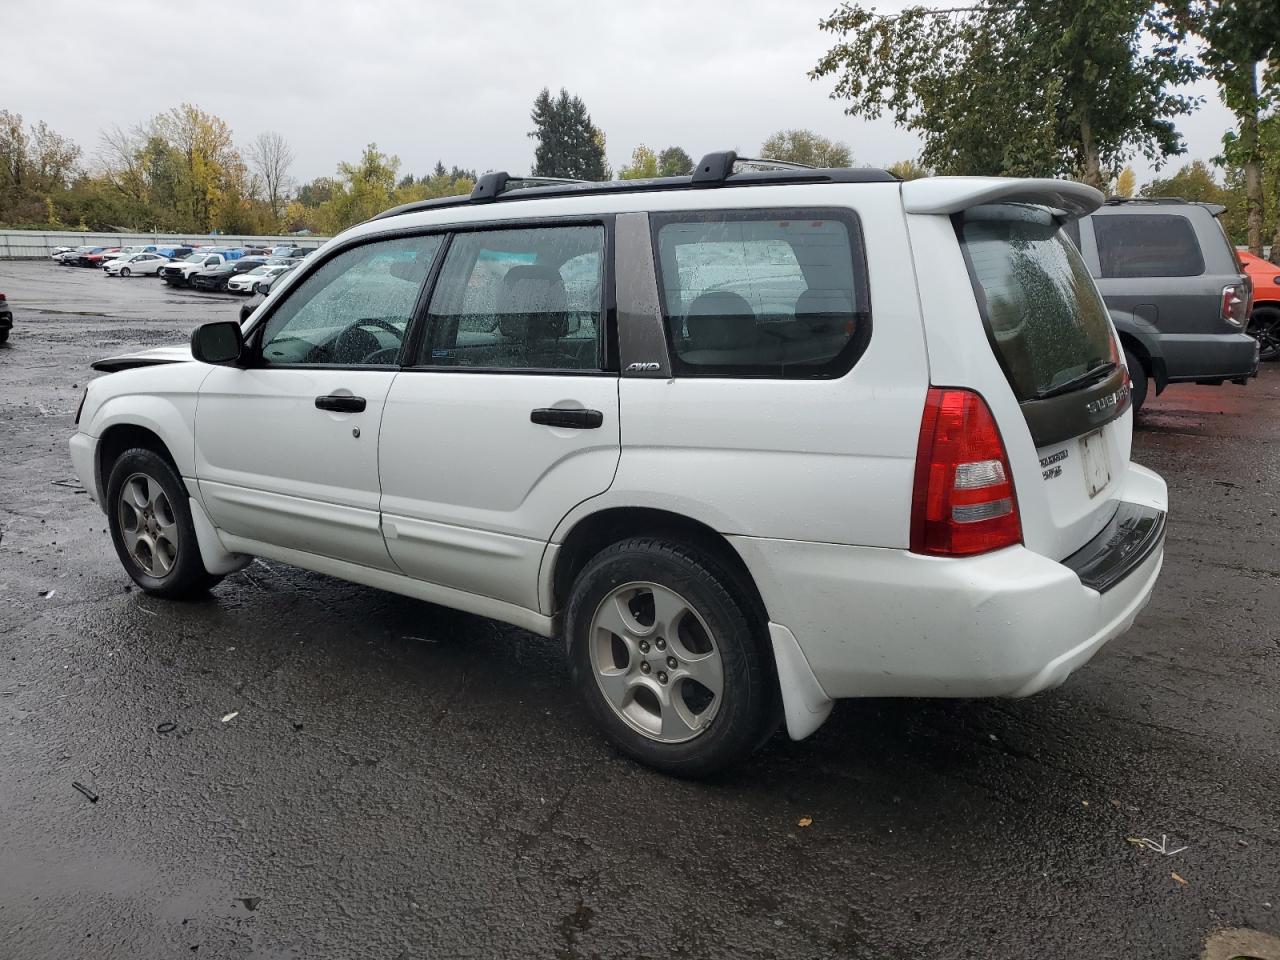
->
[1068,198,1258,410]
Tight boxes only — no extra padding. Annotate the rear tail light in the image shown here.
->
[910,387,1022,557]
[1221,283,1248,327]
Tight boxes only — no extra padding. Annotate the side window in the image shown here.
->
[258,234,443,366]
[419,224,606,371]
[1094,213,1205,278]
[1061,219,1081,251]
[652,210,869,378]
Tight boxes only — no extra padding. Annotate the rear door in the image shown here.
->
[952,204,1131,559]
[377,221,620,612]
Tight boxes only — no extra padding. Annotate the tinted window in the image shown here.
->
[1061,218,1081,251]
[259,234,442,366]
[419,225,605,371]
[961,205,1116,402]
[653,210,868,378]
[1094,213,1205,278]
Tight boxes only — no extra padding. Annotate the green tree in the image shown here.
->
[0,111,81,225]
[760,129,852,167]
[1179,0,1280,255]
[314,143,401,232]
[529,87,609,180]
[619,144,659,179]
[811,1,1201,188]
[657,146,694,177]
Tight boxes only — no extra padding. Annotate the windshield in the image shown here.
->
[960,205,1116,401]
[246,266,270,276]
[184,254,208,264]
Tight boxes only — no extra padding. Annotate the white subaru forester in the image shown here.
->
[70,154,1167,776]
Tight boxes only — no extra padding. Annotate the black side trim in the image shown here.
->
[1062,501,1165,593]
[90,357,186,373]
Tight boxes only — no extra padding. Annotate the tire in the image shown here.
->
[565,537,776,776]
[1248,305,1280,362]
[0,328,9,343]
[1125,348,1148,414]
[119,266,131,277]
[106,448,222,598]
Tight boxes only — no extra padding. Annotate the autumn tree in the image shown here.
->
[887,158,929,180]
[619,144,659,179]
[811,1,1201,188]
[760,129,852,167]
[528,88,609,180]
[0,111,81,224]
[1114,166,1137,197]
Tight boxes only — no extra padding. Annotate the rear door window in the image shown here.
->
[651,210,869,378]
[1094,213,1205,278]
[960,205,1116,401]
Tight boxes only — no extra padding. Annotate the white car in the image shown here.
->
[105,252,170,277]
[53,245,97,263]
[69,155,1167,775]
[50,245,75,258]
[226,264,291,294]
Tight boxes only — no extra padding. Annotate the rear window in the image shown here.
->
[1094,213,1205,278]
[960,205,1116,402]
[652,209,869,378]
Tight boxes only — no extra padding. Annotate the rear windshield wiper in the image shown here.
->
[1032,361,1116,401]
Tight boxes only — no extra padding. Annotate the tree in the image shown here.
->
[248,130,295,224]
[760,129,852,167]
[887,158,929,180]
[811,1,1201,188]
[1114,166,1137,197]
[619,144,659,179]
[528,87,609,180]
[658,146,694,177]
[1179,0,1280,255]
[0,111,81,225]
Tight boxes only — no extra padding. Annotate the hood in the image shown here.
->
[91,344,193,372]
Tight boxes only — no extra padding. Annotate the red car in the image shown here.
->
[77,247,122,268]
[1241,250,1280,361]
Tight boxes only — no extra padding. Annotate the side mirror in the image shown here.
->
[191,321,243,365]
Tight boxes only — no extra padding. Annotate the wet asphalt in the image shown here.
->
[0,260,1277,960]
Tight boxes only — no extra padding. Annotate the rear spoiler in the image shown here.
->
[901,177,1104,220]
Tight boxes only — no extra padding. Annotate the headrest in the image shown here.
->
[497,264,568,340]
[685,290,756,349]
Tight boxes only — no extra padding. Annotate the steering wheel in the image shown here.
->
[330,317,405,365]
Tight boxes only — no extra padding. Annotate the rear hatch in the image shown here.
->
[957,204,1131,560]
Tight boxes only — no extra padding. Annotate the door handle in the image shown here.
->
[530,407,603,429]
[315,394,367,413]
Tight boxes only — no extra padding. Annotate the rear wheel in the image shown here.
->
[1125,348,1149,413]
[1248,305,1280,362]
[0,329,9,343]
[566,537,776,777]
[106,448,222,598]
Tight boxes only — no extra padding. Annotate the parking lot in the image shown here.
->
[1,258,1277,959]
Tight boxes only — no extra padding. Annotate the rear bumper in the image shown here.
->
[731,462,1168,701]
[1160,331,1259,382]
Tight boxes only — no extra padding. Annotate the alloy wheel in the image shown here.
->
[1248,306,1280,362]
[588,581,724,743]
[117,472,179,578]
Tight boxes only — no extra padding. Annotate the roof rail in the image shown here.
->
[369,151,898,221]
[1104,196,1189,205]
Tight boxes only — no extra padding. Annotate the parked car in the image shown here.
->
[58,246,104,265]
[70,156,1168,775]
[155,246,195,264]
[1072,198,1258,410]
[1240,250,1280,361]
[49,246,75,258]
[269,245,313,259]
[160,252,230,286]
[237,264,296,320]
[226,263,292,294]
[78,247,123,268]
[105,252,171,277]
[190,257,268,291]
[0,291,11,343]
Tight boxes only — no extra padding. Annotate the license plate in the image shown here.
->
[1080,429,1111,499]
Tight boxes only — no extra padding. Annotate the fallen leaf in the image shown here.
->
[220,711,239,723]
[1172,872,1188,886]
[797,817,813,828]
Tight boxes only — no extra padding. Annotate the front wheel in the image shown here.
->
[1248,305,1280,362]
[106,448,222,598]
[119,266,131,277]
[566,537,776,777]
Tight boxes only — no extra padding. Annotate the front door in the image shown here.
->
[195,233,445,570]
[377,222,620,611]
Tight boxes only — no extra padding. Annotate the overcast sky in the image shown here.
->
[5,0,1235,186]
